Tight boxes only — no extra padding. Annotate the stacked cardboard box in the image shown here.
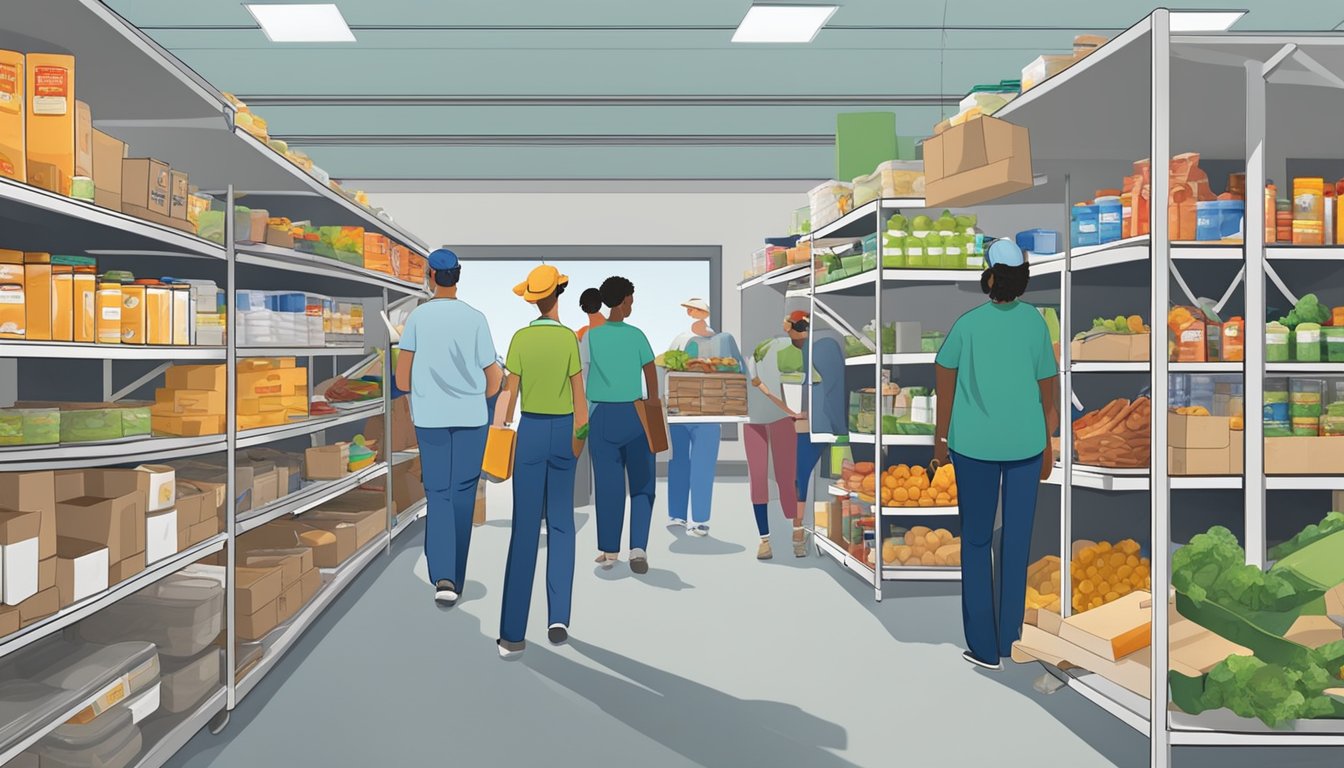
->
[665,373,749,417]
[234,546,321,642]
[153,358,307,436]
[240,491,386,569]
[304,442,350,480]
[175,478,223,550]
[169,452,300,515]
[236,358,308,429]
[0,471,59,630]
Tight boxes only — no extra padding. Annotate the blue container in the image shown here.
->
[1219,199,1245,239]
[1095,196,1123,243]
[1071,205,1100,247]
[1196,201,1221,241]
[1015,228,1061,255]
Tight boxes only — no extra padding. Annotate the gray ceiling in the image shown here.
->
[104,0,1344,183]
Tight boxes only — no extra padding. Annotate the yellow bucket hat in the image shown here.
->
[513,264,569,303]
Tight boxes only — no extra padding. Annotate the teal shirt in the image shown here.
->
[586,321,655,403]
[398,298,497,428]
[934,300,1057,461]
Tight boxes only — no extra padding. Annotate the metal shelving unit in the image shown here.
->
[0,1,430,761]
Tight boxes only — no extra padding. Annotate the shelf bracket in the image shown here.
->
[813,299,874,350]
[1261,44,1297,78]
[1213,266,1246,316]
[110,363,171,402]
[1167,260,1201,309]
[1290,48,1344,92]
[1263,261,1300,308]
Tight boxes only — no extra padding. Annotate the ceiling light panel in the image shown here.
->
[246,4,357,43]
[732,5,838,44]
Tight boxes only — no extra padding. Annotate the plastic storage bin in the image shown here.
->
[78,572,224,658]
[159,648,223,714]
[851,161,925,207]
[808,181,854,229]
[1220,199,1245,239]
[1095,196,1123,242]
[1015,229,1060,256]
[1071,205,1100,247]
[1196,201,1220,241]
[31,706,142,768]
[958,82,1019,116]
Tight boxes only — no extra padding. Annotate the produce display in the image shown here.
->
[880,211,985,270]
[1072,539,1151,613]
[665,372,749,418]
[878,462,958,509]
[880,525,961,568]
[848,383,934,436]
[1073,396,1152,468]
[1075,315,1148,339]
[1025,556,1062,615]
[838,461,877,503]
[1266,294,1344,363]
[1169,522,1344,726]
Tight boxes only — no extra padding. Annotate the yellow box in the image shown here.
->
[73,268,95,343]
[238,396,286,416]
[237,412,288,430]
[25,53,75,195]
[155,387,226,415]
[237,368,306,398]
[120,283,144,344]
[0,249,24,339]
[0,51,24,182]
[23,253,50,341]
[152,414,224,437]
[237,357,296,372]
[51,266,72,341]
[165,364,225,392]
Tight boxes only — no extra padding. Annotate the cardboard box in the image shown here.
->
[0,508,41,605]
[0,471,55,561]
[305,508,383,551]
[265,226,295,249]
[1070,333,1150,362]
[136,464,176,513]
[26,159,66,194]
[243,549,313,587]
[922,115,1033,208]
[1266,436,1344,475]
[152,414,225,437]
[25,53,75,195]
[237,368,306,399]
[0,605,18,637]
[0,50,24,183]
[304,443,350,480]
[252,469,280,509]
[294,522,355,568]
[188,517,220,547]
[1057,591,1151,661]
[123,158,171,216]
[38,555,54,591]
[236,565,283,616]
[84,469,150,554]
[176,477,225,521]
[17,586,58,627]
[363,397,415,459]
[156,387,227,415]
[145,509,178,565]
[1169,607,1252,677]
[109,551,144,584]
[300,566,321,604]
[74,100,92,178]
[1168,414,1243,476]
[1013,624,1152,698]
[174,482,211,528]
[55,495,133,563]
[276,580,303,624]
[237,599,278,642]
[56,537,108,607]
[92,129,125,199]
[169,170,188,220]
[1284,615,1343,648]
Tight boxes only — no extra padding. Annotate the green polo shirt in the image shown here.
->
[934,300,1058,461]
[586,320,655,403]
[505,318,582,415]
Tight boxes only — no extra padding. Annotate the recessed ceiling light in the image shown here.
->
[732,5,837,44]
[246,4,357,43]
[1169,10,1246,32]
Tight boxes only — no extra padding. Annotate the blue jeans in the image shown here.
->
[795,433,825,503]
[416,424,488,589]
[591,402,656,554]
[500,413,576,643]
[668,423,720,525]
[951,450,1043,664]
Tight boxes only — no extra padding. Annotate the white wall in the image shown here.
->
[367,191,804,344]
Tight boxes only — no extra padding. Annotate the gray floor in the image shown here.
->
[165,479,1339,768]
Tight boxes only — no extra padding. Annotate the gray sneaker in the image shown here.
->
[629,548,649,574]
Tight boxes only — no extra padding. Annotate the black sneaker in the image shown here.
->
[548,624,569,645]
[434,580,458,606]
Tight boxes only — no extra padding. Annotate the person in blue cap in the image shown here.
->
[395,248,503,607]
[932,238,1059,672]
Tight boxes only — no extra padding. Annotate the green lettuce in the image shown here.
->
[1270,512,1344,562]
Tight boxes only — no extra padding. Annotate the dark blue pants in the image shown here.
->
[591,402,656,554]
[416,424,489,588]
[951,450,1043,664]
[500,413,576,643]
[668,422,720,525]
[795,433,825,503]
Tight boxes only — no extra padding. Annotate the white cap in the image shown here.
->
[681,298,711,312]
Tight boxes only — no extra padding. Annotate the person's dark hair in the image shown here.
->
[981,263,1030,302]
[597,276,635,309]
[433,265,462,288]
[579,287,603,314]
[536,283,566,314]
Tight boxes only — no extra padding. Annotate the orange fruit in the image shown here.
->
[892,487,909,503]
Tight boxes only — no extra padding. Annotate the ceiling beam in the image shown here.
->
[275,134,837,146]
[239,94,960,107]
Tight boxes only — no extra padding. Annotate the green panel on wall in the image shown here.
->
[836,112,897,181]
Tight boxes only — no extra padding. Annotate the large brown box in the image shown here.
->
[0,471,56,560]
[243,548,313,587]
[123,158,171,216]
[1168,414,1243,476]
[363,397,415,459]
[304,443,349,480]
[237,599,278,642]
[91,129,125,206]
[169,170,189,220]
[109,552,144,585]
[54,494,137,563]
[236,565,283,616]
[665,373,749,417]
[922,116,1033,208]
[1070,333,1150,362]
[1266,437,1344,475]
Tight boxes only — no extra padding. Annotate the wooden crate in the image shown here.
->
[667,373,748,416]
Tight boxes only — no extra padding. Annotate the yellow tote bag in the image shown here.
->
[481,426,516,482]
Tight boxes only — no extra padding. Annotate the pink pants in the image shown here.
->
[744,418,798,516]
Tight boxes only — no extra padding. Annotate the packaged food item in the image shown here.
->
[852,160,924,206]
[0,50,23,183]
[1277,198,1293,243]
[120,280,145,344]
[186,193,212,228]
[1196,200,1220,241]
[1265,182,1277,243]
[924,234,945,268]
[1293,416,1320,437]
[1325,326,1344,362]
[25,53,75,195]
[1293,177,1325,245]
[1265,321,1290,362]
[51,264,72,341]
[808,181,854,229]
[1205,320,1222,362]
[1095,195,1123,243]
[1071,203,1100,247]
[95,278,121,344]
[22,252,50,341]
[1219,199,1245,240]
[1222,317,1244,362]
[1022,54,1073,92]
[1168,306,1206,363]
[73,266,96,343]
[1264,377,1289,424]
[0,249,24,340]
[904,236,924,267]
[1073,34,1108,60]
[1296,322,1323,362]
[139,279,171,345]
[1291,378,1324,419]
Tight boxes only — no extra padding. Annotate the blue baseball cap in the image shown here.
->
[986,239,1025,268]
[428,248,459,271]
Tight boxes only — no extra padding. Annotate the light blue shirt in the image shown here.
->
[398,298,497,428]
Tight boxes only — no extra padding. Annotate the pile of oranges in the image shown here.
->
[879,463,958,508]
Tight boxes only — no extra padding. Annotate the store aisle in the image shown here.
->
[165,480,1331,768]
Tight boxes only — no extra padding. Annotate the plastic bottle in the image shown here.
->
[903,236,923,268]
[924,234,946,268]
[945,234,965,269]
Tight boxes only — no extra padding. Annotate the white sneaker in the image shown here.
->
[668,518,687,529]
[688,524,709,537]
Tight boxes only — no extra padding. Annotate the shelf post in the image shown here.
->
[873,208,884,601]
[225,184,239,711]
[1148,11,1173,768]
[1060,174,1074,620]
[383,287,394,551]
[1244,59,1268,570]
